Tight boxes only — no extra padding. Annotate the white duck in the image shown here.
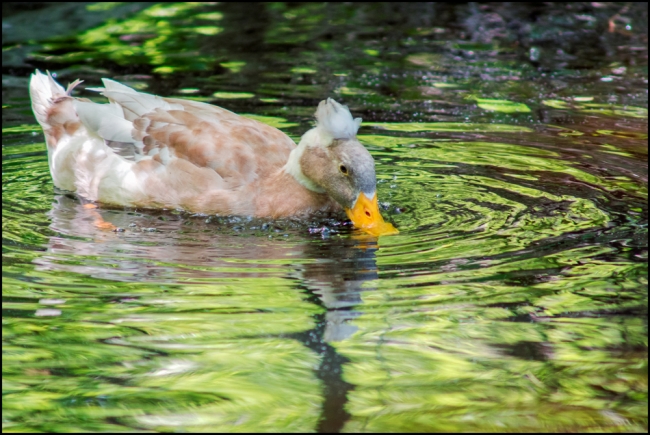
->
[29,70,397,236]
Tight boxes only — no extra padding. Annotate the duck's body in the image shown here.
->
[29,70,397,235]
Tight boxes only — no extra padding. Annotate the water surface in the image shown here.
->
[2,3,648,432]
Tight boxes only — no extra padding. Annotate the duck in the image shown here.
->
[29,70,398,236]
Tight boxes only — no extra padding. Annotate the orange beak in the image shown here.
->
[345,192,399,236]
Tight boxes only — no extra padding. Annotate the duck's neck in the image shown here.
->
[282,130,326,193]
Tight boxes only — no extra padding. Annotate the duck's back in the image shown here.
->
[29,71,297,214]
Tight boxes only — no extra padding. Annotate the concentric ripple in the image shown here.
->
[4,116,646,432]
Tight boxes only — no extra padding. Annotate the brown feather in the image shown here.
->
[31,72,350,220]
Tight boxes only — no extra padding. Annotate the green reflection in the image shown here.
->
[86,3,125,12]
[337,247,646,431]
[213,91,255,99]
[475,98,531,113]
[220,61,246,73]
[543,100,648,118]
[364,123,533,133]
[363,134,646,200]
[242,114,298,129]
[36,3,223,74]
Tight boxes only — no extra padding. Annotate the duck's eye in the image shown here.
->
[339,164,348,174]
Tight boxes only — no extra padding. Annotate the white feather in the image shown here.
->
[88,79,182,120]
[315,98,362,140]
[282,98,362,191]
[98,78,138,94]
[30,70,66,129]
[283,132,325,193]
[159,147,172,165]
[73,100,134,143]
[30,70,145,204]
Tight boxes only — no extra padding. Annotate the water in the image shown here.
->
[2,3,648,432]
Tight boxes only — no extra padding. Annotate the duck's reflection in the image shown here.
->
[38,193,379,342]
[35,193,382,432]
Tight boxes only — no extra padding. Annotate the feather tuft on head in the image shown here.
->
[315,98,362,140]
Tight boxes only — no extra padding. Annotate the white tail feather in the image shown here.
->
[30,70,66,128]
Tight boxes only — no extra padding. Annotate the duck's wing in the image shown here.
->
[81,80,296,186]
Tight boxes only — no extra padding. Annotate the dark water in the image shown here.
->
[2,2,648,432]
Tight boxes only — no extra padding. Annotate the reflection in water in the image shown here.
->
[4,120,647,433]
[40,193,378,309]
[36,193,380,430]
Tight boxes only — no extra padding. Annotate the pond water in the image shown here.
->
[2,3,648,432]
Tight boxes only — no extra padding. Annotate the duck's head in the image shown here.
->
[285,98,398,236]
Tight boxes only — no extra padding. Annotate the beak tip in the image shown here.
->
[345,193,399,237]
